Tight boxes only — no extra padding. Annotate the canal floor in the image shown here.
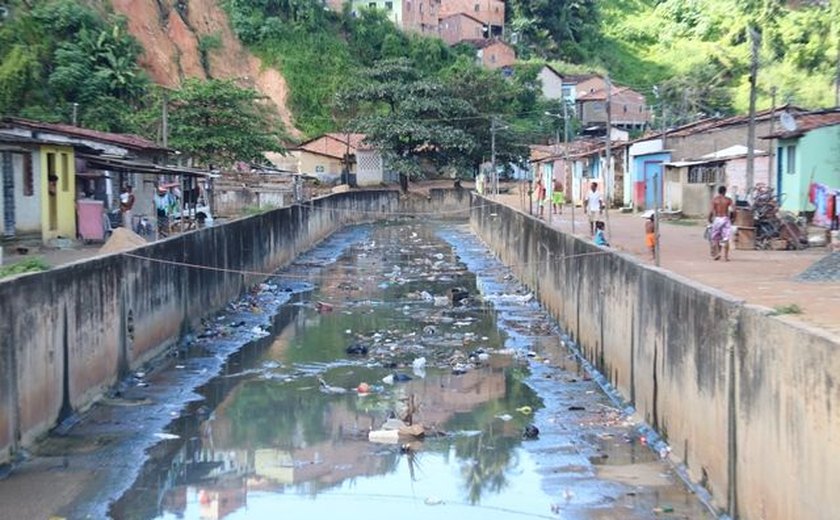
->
[0,221,713,520]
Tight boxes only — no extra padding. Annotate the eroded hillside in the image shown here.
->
[111,0,300,137]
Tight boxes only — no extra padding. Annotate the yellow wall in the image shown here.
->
[39,145,76,241]
[297,151,358,176]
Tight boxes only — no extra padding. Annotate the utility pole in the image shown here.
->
[605,75,613,236]
[835,35,840,107]
[71,103,79,126]
[563,99,575,234]
[655,106,667,267]
[746,26,761,195]
[769,86,777,190]
[490,116,496,196]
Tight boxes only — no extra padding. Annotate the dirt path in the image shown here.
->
[494,192,840,338]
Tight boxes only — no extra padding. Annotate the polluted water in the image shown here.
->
[96,221,712,520]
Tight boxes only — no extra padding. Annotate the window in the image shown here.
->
[688,165,720,184]
[406,0,411,9]
[22,153,33,197]
[490,53,496,63]
[474,3,479,11]
[785,144,796,174]
[640,105,643,113]
[623,105,628,113]
[385,1,393,9]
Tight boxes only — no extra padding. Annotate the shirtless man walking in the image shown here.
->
[708,185,734,261]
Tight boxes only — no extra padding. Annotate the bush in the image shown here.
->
[0,257,50,280]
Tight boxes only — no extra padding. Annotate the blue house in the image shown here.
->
[761,109,840,219]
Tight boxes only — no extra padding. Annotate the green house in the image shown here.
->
[764,109,840,214]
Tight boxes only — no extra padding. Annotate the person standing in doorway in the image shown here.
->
[708,185,734,261]
[584,182,604,235]
[119,185,135,230]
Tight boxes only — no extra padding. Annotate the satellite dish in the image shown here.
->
[780,112,797,132]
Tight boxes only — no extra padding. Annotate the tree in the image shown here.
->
[336,59,476,181]
[441,59,537,173]
[0,1,147,130]
[507,0,601,62]
[167,79,286,168]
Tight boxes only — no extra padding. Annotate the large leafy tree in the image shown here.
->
[507,0,601,62]
[0,0,147,131]
[335,59,476,180]
[441,59,540,173]
[167,79,286,168]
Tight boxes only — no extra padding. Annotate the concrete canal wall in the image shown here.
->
[0,188,470,466]
[470,195,840,520]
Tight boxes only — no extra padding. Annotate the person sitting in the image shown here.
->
[594,220,610,246]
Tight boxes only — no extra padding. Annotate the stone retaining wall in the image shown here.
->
[470,194,840,520]
[0,188,469,465]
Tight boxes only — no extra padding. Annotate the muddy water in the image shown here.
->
[111,222,712,520]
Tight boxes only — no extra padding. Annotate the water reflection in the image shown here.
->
[115,222,547,520]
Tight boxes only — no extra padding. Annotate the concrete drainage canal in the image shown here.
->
[46,221,713,519]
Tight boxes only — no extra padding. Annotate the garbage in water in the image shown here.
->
[523,424,540,440]
[92,222,712,520]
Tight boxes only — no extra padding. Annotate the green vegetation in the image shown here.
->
[165,78,285,167]
[0,0,148,132]
[0,1,286,167]
[222,1,554,175]
[2,0,836,175]
[0,257,50,279]
[591,0,838,123]
[771,303,803,316]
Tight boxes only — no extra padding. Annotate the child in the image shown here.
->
[594,220,609,246]
[644,212,656,260]
[552,179,564,214]
[534,176,546,218]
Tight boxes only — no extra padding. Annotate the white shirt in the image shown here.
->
[586,190,603,213]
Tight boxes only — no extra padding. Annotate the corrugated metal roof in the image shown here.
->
[1,117,167,152]
[295,133,370,159]
[760,109,840,139]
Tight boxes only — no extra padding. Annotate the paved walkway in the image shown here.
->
[494,192,840,338]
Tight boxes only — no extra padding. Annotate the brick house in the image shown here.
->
[438,12,485,45]
[461,38,515,70]
[438,0,503,37]
[576,85,650,130]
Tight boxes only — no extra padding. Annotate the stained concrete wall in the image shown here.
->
[0,188,469,465]
[470,195,840,520]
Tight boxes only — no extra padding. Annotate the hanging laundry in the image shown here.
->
[813,183,830,227]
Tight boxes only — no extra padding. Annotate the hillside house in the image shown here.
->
[576,85,650,130]
[337,0,503,44]
[537,65,567,101]
[761,109,840,219]
[438,12,485,45]
[290,133,386,187]
[461,38,515,70]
